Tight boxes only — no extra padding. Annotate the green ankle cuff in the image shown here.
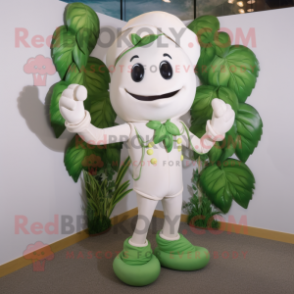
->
[154,231,210,271]
[156,232,196,253]
[120,237,153,266]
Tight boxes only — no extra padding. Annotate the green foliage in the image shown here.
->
[200,159,255,213]
[188,15,262,213]
[208,122,238,163]
[146,119,180,153]
[65,57,110,95]
[188,16,259,103]
[49,81,68,137]
[190,85,240,163]
[51,26,76,80]
[131,33,142,45]
[183,169,221,230]
[235,103,263,162]
[65,2,99,52]
[115,33,163,66]
[188,15,220,36]
[83,157,132,234]
[207,46,260,102]
[135,34,162,47]
[188,16,231,84]
[89,91,116,129]
[73,43,88,70]
[65,135,88,182]
[190,85,239,124]
[48,3,121,182]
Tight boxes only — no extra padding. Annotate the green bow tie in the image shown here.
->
[146,119,181,153]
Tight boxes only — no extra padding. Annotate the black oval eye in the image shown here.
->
[131,63,144,82]
[160,61,173,80]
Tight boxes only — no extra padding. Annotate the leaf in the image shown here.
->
[85,57,110,93]
[217,86,239,113]
[213,32,231,57]
[89,91,116,129]
[235,103,263,162]
[207,121,238,164]
[188,15,220,37]
[65,63,84,85]
[65,57,110,101]
[188,16,231,85]
[146,120,161,130]
[208,142,222,164]
[195,32,231,84]
[137,34,161,47]
[189,118,206,160]
[77,27,97,55]
[200,159,255,213]
[154,125,167,144]
[115,156,131,189]
[65,137,107,182]
[196,46,215,84]
[131,34,141,46]
[73,44,88,71]
[190,85,239,124]
[219,122,238,162]
[190,118,206,138]
[106,147,121,172]
[51,26,76,79]
[208,45,260,102]
[113,189,132,206]
[114,181,130,201]
[165,120,180,136]
[49,81,69,138]
[164,134,173,153]
[65,3,99,40]
[191,85,217,122]
[64,135,88,182]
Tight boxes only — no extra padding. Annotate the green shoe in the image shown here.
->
[113,237,161,286]
[154,232,210,271]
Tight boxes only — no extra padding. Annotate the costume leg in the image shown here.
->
[160,193,182,240]
[113,193,160,286]
[129,194,159,246]
[154,193,210,271]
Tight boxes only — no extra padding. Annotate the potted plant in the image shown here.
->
[185,15,262,219]
[183,167,221,230]
[83,157,132,235]
[47,3,130,233]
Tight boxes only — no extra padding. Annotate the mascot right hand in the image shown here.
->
[59,84,87,124]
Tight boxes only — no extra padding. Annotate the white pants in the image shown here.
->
[129,193,183,247]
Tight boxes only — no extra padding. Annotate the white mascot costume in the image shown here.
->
[59,12,235,286]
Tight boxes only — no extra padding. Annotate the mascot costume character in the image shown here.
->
[59,12,235,286]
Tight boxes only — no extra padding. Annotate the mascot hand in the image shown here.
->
[59,84,87,124]
[210,98,235,135]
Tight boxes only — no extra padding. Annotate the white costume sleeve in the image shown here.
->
[180,120,225,155]
[65,111,131,145]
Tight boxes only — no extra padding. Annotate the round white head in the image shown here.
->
[109,34,197,122]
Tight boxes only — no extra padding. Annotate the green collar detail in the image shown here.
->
[114,33,163,66]
[146,119,181,153]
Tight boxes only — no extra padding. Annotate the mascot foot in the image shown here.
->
[154,231,210,271]
[113,237,161,286]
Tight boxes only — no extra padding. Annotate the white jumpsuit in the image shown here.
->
[65,110,219,201]
[65,111,220,244]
